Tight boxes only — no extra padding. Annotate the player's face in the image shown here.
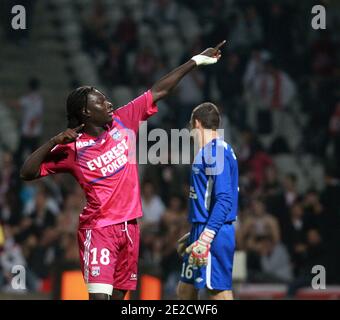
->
[86,90,114,126]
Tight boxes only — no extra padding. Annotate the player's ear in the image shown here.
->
[195,119,201,129]
[82,107,91,118]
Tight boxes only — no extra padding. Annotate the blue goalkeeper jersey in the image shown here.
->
[188,138,238,233]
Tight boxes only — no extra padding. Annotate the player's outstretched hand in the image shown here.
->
[177,232,190,257]
[191,40,226,66]
[185,229,215,267]
[52,124,84,145]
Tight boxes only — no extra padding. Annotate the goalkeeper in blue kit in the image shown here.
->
[177,102,239,300]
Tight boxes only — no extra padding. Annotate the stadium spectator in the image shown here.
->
[25,227,59,285]
[100,41,127,86]
[141,160,190,205]
[22,185,59,221]
[261,164,287,226]
[310,30,336,77]
[329,101,340,162]
[281,201,308,276]
[11,78,44,167]
[216,52,243,125]
[243,5,264,48]
[159,194,188,232]
[303,189,332,243]
[217,103,232,144]
[282,173,300,208]
[159,195,189,299]
[82,0,109,57]
[247,140,273,188]
[176,69,205,128]
[133,46,158,87]
[0,151,17,223]
[240,198,281,251]
[56,190,85,234]
[263,3,294,61]
[247,234,293,283]
[243,49,268,96]
[141,180,166,230]
[228,5,263,50]
[144,0,179,27]
[114,10,138,51]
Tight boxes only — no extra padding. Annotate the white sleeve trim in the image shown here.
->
[203,228,216,236]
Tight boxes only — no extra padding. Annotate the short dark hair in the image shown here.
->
[66,86,95,128]
[28,78,40,91]
[190,102,220,130]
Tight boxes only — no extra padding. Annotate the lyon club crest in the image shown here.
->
[111,128,122,141]
[91,266,100,277]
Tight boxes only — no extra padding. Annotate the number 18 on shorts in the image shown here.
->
[77,220,140,294]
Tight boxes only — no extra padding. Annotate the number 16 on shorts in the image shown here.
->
[181,262,194,280]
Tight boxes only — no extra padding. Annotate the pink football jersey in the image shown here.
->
[40,90,157,229]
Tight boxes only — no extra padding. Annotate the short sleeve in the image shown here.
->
[39,144,74,177]
[113,90,158,132]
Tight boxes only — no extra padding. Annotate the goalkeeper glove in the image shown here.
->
[185,228,215,267]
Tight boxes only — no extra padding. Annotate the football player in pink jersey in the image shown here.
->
[20,41,226,300]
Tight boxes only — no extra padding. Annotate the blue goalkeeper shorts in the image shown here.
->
[180,222,235,291]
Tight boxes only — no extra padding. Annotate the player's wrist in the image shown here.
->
[191,54,218,66]
[49,136,58,146]
[199,228,215,245]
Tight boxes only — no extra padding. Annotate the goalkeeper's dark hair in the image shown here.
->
[66,86,95,128]
[190,102,220,130]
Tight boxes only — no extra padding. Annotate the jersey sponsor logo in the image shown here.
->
[110,128,122,141]
[91,266,100,277]
[86,138,129,176]
[130,273,137,281]
[76,139,96,149]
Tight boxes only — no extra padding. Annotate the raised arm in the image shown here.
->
[151,40,226,103]
[20,124,84,180]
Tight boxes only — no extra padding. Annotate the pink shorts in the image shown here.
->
[77,219,140,295]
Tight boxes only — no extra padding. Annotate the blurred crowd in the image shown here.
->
[1,0,340,299]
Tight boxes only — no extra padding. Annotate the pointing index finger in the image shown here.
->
[73,124,85,133]
[214,40,226,50]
